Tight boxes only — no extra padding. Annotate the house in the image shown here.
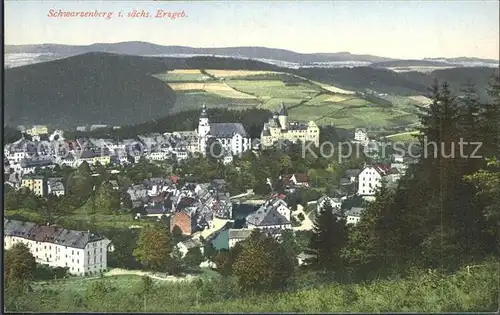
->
[297,252,315,266]
[344,169,361,183]
[260,102,320,148]
[47,178,65,196]
[176,238,204,257]
[228,228,253,248]
[358,164,400,196]
[316,195,341,213]
[109,180,120,191]
[282,173,309,188]
[20,157,55,175]
[170,208,198,235]
[127,185,148,202]
[354,128,368,143]
[143,203,167,218]
[21,175,46,197]
[346,207,363,225]
[4,219,113,276]
[246,198,292,231]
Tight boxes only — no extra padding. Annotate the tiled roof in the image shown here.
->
[346,207,364,217]
[228,228,253,240]
[246,204,290,227]
[209,123,249,138]
[4,219,107,249]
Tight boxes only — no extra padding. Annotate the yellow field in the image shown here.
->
[324,94,351,102]
[205,69,277,78]
[168,69,204,74]
[167,82,256,99]
[408,95,432,105]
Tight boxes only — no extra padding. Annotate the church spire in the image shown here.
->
[200,103,208,118]
[278,101,288,116]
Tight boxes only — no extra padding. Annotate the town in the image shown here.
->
[4,102,412,276]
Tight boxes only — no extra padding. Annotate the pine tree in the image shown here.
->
[307,200,348,278]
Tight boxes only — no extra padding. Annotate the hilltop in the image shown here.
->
[4,52,498,129]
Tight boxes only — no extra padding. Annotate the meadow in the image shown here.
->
[151,68,423,130]
[6,261,498,313]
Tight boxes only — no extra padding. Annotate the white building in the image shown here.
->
[198,104,252,156]
[354,128,369,144]
[4,220,113,276]
[346,207,363,225]
[246,198,292,230]
[175,238,203,258]
[357,164,399,196]
[228,228,253,248]
[316,195,342,213]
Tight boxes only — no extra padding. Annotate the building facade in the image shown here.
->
[260,102,320,148]
[4,220,113,276]
[21,175,46,197]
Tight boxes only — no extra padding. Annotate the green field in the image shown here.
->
[5,209,150,229]
[171,92,260,113]
[7,262,498,312]
[152,69,421,129]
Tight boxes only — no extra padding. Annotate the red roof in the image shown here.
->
[283,173,309,185]
[271,193,287,200]
[371,164,392,176]
[170,175,179,184]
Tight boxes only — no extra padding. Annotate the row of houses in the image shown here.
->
[6,174,66,197]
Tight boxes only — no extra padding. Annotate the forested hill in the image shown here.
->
[4,52,498,128]
[63,108,274,140]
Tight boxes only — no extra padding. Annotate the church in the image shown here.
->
[260,102,320,148]
[196,104,252,156]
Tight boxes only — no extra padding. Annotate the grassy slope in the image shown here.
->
[5,208,150,229]
[9,262,498,312]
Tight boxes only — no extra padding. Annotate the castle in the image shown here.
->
[260,102,320,148]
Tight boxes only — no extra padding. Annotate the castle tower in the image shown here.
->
[278,101,288,130]
[198,103,210,153]
[198,103,210,137]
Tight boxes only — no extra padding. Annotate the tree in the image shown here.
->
[171,225,183,243]
[341,185,400,280]
[213,249,233,276]
[184,247,204,268]
[307,200,348,279]
[94,181,120,214]
[232,230,295,292]
[133,225,172,271]
[167,246,184,275]
[4,243,37,290]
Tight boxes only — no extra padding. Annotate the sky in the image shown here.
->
[4,0,500,59]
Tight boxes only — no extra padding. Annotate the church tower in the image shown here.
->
[278,101,288,130]
[198,103,210,153]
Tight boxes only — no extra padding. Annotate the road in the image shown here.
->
[104,268,197,282]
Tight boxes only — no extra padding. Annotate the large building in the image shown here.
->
[260,102,320,148]
[21,175,46,197]
[357,164,400,196]
[197,104,252,156]
[4,219,113,276]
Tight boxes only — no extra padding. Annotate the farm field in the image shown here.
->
[152,69,420,129]
[385,130,420,142]
[171,92,260,113]
[167,82,256,99]
[205,69,278,78]
[153,70,212,82]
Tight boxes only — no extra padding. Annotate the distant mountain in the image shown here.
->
[5,42,395,65]
[370,60,455,68]
[4,52,498,129]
